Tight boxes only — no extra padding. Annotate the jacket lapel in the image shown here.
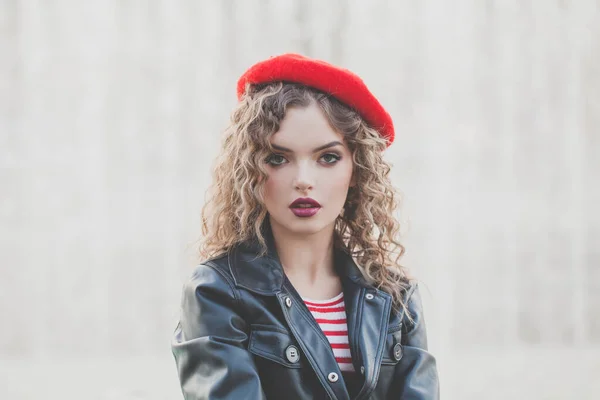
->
[337,250,392,400]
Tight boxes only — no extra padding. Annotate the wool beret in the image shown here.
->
[236,53,395,147]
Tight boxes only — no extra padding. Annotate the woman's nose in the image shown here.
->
[293,163,315,191]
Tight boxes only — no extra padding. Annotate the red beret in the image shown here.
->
[236,53,395,147]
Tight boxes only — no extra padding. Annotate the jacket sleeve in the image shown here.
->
[394,283,440,399]
[171,263,266,400]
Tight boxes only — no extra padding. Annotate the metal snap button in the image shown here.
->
[285,297,292,307]
[285,345,300,363]
[393,343,403,361]
[327,372,339,382]
[365,293,374,300]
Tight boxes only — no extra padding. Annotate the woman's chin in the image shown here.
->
[271,215,332,236]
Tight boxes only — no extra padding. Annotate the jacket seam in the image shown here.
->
[202,261,246,320]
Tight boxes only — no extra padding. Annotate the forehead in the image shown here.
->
[270,104,345,149]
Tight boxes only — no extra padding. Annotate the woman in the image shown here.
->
[171,53,440,399]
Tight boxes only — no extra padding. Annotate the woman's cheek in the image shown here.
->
[333,161,353,190]
[264,174,286,208]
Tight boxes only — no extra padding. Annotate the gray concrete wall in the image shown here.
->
[1,0,599,398]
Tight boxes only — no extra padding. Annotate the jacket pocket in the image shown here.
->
[248,324,305,369]
[381,326,403,365]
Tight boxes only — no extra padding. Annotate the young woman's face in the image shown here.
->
[263,102,355,237]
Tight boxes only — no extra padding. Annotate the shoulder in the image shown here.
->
[402,280,421,306]
[400,281,424,321]
[175,256,251,343]
[182,253,237,302]
[192,251,233,282]
[398,280,430,348]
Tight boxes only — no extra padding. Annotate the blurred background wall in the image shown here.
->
[1,0,599,399]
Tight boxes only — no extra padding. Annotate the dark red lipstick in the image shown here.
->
[289,197,321,218]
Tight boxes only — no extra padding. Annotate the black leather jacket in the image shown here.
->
[171,234,440,399]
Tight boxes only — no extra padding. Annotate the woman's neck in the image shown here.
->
[270,221,342,299]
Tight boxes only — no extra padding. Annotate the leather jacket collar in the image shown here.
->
[227,223,370,295]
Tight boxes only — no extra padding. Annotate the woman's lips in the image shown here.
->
[289,206,321,217]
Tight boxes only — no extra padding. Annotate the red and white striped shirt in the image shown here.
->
[302,292,355,372]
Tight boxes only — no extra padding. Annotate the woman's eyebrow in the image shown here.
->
[271,141,343,153]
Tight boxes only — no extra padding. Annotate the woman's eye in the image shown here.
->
[321,153,341,164]
[266,154,287,166]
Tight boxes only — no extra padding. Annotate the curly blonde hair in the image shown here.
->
[198,81,414,316]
